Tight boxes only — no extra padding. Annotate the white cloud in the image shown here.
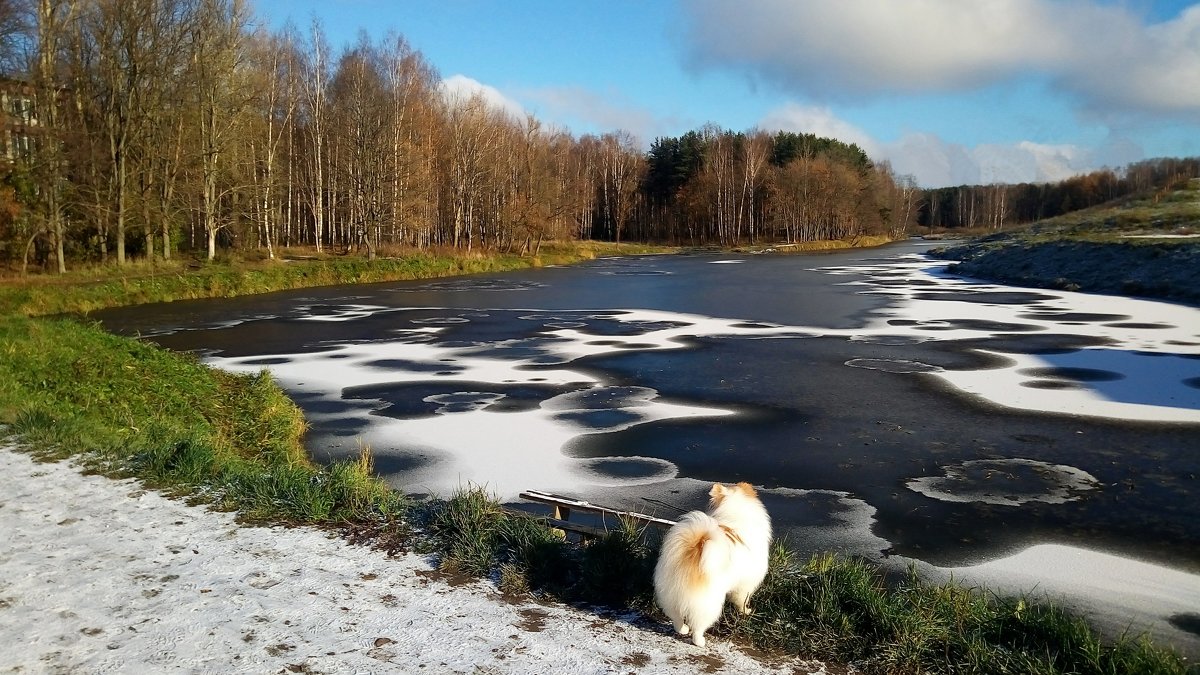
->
[682,0,1200,118]
[439,74,526,121]
[758,103,880,155]
[758,104,1122,187]
[888,135,1105,186]
[522,86,668,144]
[884,133,981,187]
[974,141,1090,184]
[1071,4,1200,116]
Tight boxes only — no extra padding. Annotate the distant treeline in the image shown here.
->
[634,127,917,246]
[0,0,917,273]
[918,156,1200,231]
[0,0,1195,273]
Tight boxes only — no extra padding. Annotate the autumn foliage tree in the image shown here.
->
[0,1,1193,271]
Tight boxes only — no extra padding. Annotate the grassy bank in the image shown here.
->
[0,315,406,528]
[931,180,1200,305]
[425,486,1190,675]
[0,241,1192,673]
[0,241,670,317]
[734,234,897,254]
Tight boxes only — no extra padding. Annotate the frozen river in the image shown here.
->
[95,240,1200,656]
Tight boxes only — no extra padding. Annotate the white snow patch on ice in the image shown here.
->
[205,255,1198,499]
[209,335,734,500]
[936,349,1200,422]
[815,256,1200,423]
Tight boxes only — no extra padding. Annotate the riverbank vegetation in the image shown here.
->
[1,311,1193,673]
[0,240,668,316]
[4,2,1197,277]
[0,0,912,277]
[918,157,1200,233]
[932,178,1200,305]
[0,314,407,525]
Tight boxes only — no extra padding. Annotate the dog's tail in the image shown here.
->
[672,511,732,581]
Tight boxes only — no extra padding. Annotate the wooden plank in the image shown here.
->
[522,490,677,527]
[540,517,608,539]
[519,490,677,530]
[500,507,611,539]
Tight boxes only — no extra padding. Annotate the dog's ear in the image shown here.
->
[735,482,757,497]
[709,483,726,499]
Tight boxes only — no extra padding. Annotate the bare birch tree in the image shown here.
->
[188,0,252,260]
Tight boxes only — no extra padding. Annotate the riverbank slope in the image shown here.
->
[930,179,1200,306]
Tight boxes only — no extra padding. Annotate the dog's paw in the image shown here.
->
[678,623,690,636]
[692,633,706,647]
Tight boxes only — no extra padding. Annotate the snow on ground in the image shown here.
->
[0,446,842,675]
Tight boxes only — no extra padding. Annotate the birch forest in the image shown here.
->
[6,0,1190,273]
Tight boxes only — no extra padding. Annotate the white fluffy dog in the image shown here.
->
[653,482,772,647]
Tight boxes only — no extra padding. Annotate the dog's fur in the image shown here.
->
[652,482,772,647]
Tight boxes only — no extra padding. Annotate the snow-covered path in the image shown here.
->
[0,446,839,674]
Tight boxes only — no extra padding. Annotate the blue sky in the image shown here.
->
[253,0,1200,188]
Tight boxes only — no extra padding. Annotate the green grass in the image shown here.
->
[0,315,407,528]
[733,234,898,254]
[0,241,673,317]
[420,486,654,605]
[413,487,1193,674]
[729,545,1191,674]
[930,180,1200,304]
[948,178,1200,249]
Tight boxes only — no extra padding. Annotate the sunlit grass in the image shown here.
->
[413,486,1191,674]
[734,234,897,253]
[726,544,1191,674]
[0,241,677,317]
[950,179,1200,246]
[0,315,407,527]
[931,181,1200,304]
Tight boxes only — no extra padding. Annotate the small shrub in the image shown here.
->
[127,427,218,485]
[497,562,531,595]
[11,404,58,438]
[322,445,409,522]
[577,517,656,607]
[497,514,573,595]
[426,486,508,576]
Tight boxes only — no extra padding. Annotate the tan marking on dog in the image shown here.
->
[719,524,743,547]
[708,483,727,508]
[682,529,710,586]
